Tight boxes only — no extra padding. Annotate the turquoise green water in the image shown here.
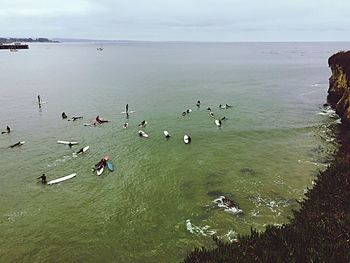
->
[0,42,345,262]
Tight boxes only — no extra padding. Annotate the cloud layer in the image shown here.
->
[1,0,349,41]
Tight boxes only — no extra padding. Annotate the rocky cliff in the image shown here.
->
[328,51,350,124]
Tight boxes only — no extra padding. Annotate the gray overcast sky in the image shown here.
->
[0,0,349,41]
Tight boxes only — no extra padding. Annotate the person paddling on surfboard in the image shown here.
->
[76,147,85,154]
[37,174,47,184]
[9,141,22,148]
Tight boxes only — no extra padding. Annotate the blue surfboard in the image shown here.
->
[107,161,114,172]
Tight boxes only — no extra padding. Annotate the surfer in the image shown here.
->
[186,135,192,143]
[95,157,107,170]
[69,116,83,121]
[68,142,74,148]
[138,131,143,137]
[225,104,232,108]
[96,116,109,124]
[9,141,22,148]
[207,107,211,111]
[37,174,47,184]
[37,95,41,104]
[196,100,201,107]
[139,120,147,127]
[220,116,227,121]
[76,147,85,154]
[62,112,67,119]
[182,111,186,116]
[126,104,129,113]
[123,123,128,129]
[209,111,214,117]
[2,126,11,134]
[186,109,192,113]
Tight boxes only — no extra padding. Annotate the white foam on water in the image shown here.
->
[298,159,329,167]
[250,195,291,214]
[185,219,216,237]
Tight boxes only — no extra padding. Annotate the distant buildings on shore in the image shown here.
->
[0,37,59,43]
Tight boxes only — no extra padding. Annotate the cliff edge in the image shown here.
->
[328,51,350,124]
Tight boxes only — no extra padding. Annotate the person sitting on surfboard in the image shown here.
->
[95,157,108,170]
[138,120,147,127]
[2,126,11,134]
[37,174,47,184]
[207,107,211,111]
[196,100,201,107]
[62,112,67,119]
[96,116,109,124]
[123,123,128,129]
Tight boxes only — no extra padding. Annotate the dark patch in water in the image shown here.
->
[240,167,256,175]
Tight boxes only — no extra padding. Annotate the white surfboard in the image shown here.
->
[215,120,221,127]
[57,140,78,145]
[121,111,135,114]
[184,135,191,144]
[47,173,76,185]
[97,167,104,176]
[164,130,171,138]
[138,130,149,138]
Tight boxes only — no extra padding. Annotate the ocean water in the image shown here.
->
[0,42,346,262]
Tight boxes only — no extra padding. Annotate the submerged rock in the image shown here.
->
[213,196,243,215]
